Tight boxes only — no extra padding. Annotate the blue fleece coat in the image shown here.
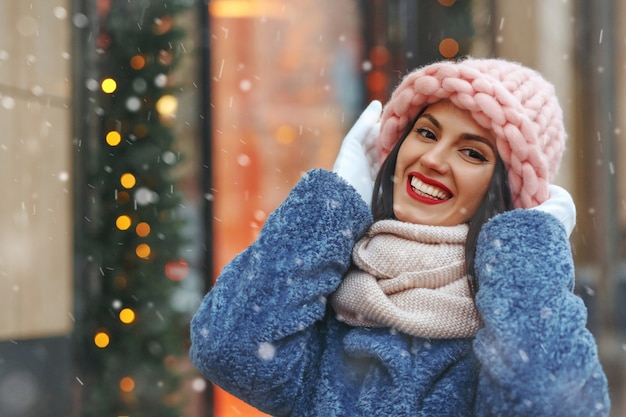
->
[190,169,610,417]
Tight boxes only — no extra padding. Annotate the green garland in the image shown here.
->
[75,1,194,416]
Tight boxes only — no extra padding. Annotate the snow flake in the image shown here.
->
[326,199,340,210]
[239,79,252,92]
[53,7,68,20]
[72,13,89,28]
[518,349,529,363]
[191,377,207,392]
[236,153,251,167]
[31,85,44,97]
[1,96,15,110]
[257,342,276,361]
[583,285,595,296]
[539,307,552,319]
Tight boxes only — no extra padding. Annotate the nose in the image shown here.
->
[420,142,450,174]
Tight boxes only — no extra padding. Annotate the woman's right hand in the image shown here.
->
[333,100,382,206]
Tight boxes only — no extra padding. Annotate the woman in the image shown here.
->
[190,58,610,416]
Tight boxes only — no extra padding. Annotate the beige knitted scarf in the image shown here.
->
[330,219,481,339]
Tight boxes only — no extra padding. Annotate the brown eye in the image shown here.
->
[462,148,488,162]
[415,128,436,140]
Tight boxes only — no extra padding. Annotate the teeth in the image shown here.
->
[410,177,450,200]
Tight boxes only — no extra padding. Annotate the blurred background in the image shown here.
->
[0,0,624,416]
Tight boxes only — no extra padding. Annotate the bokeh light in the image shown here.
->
[116,215,132,231]
[369,45,390,66]
[101,78,117,94]
[119,376,136,392]
[136,222,151,237]
[116,191,130,205]
[133,124,148,138]
[136,243,151,259]
[165,258,189,281]
[120,173,137,189]
[119,308,136,324]
[366,70,388,93]
[439,38,460,58]
[94,331,110,348]
[106,131,122,146]
[156,94,178,117]
[130,55,146,70]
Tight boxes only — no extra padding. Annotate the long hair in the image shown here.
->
[371,115,513,296]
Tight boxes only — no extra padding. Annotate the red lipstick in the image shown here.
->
[405,172,452,205]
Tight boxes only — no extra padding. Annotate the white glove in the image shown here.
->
[333,100,382,206]
[531,184,576,236]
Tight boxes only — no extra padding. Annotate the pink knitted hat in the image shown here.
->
[378,57,566,209]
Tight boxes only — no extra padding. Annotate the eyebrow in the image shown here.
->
[419,113,496,153]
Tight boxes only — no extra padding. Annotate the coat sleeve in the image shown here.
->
[189,169,372,416]
[473,209,610,416]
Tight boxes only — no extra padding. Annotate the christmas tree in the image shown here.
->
[74,1,194,416]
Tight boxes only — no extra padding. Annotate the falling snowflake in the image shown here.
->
[258,342,276,361]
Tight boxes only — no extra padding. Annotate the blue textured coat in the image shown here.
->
[190,169,610,416]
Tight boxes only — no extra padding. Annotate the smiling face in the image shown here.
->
[392,100,498,226]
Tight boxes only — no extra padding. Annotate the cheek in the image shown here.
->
[475,176,493,199]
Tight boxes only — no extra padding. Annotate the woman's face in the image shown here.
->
[393,100,498,226]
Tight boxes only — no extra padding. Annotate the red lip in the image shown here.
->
[405,172,452,205]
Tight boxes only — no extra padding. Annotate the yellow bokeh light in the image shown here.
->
[106,131,122,146]
[120,173,136,189]
[209,0,285,18]
[136,222,151,237]
[136,243,151,259]
[116,215,132,231]
[94,331,110,348]
[120,376,136,392]
[101,78,117,94]
[156,95,178,117]
[119,308,136,324]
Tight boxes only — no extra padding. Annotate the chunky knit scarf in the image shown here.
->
[330,220,481,339]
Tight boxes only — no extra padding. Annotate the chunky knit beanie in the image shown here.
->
[378,57,566,209]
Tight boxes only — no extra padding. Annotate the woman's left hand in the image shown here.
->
[530,184,576,236]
